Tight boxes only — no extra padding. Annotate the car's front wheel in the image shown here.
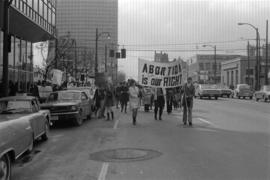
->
[0,154,11,180]
[41,120,49,141]
[74,110,83,126]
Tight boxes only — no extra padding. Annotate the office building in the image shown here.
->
[0,0,56,96]
[187,54,241,84]
[154,51,169,63]
[56,0,118,82]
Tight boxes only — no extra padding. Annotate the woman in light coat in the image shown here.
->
[129,80,140,125]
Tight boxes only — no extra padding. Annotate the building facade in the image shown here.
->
[56,0,118,82]
[187,54,241,84]
[0,0,56,96]
[154,51,169,63]
[221,57,270,89]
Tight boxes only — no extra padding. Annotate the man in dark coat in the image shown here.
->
[181,77,195,126]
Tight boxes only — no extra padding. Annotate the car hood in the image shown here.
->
[0,114,27,122]
[41,101,80,108]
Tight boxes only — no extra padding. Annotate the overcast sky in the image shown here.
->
[118,0,270,80]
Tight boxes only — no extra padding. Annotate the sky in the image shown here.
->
[117,0,270,80]
[33,0,270,80]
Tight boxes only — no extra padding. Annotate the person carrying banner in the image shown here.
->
[120,82,129,113]
[128,79,140,125]
[181,77,195,126]
[154,88,165,120]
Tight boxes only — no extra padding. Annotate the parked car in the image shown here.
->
[40,90,91,126]
[67,86,94,118]
[195,84,221,100]
[234,84,253,99]
[0,96,50,180]
[218,85,233,98]
[254,85,270,102]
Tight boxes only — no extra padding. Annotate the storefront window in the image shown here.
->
[0,32,3,66]
[8,36,15,68]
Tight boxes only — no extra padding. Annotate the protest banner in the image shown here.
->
[51,69,63,85]
[138,58,182,88]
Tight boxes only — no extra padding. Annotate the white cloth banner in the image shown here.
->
[51,69,63,85]
[138,58,182,88]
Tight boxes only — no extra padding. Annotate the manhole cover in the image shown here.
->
[89,148,162,162]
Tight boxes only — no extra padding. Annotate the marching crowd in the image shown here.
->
[93,77,195,126]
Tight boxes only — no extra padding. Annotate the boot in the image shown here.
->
[106,113,110,121]
[111,111,114,120]
[133,116,136,125]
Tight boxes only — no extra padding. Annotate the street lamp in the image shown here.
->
[202,44,217,84]
[95,28,111,76]
[238,22,260,90]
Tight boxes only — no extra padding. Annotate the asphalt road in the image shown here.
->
[12,98,270,180]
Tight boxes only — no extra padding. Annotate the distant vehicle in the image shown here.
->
[254,85,270,102]
[67,86,94,117]
[234,84,253,99]
[40,90,91,126]
[218,85,233,98]
[195,84,221,100]
[0,96,50,180]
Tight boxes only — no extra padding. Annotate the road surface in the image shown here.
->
[13,98,270,180]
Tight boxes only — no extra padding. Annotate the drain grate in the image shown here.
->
[89,148,162,163]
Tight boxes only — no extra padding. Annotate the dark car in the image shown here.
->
[219,85,233,98]
[254,85,270,102]
[40,90,91,126]
[195,84,221,100]
[234,84,253,99]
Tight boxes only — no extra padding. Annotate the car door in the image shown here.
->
[33,99,46,135]
[29,100,43,138]
[81,92,89,118]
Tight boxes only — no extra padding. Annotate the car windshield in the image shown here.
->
[0,100,32,114]
[47,91,81,102]
[239,84,250,89]
[201,85,216,89]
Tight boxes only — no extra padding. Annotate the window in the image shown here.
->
[81,92,88,100]
[205,62,210,70]
[235,70,238,85]
[246,69,253,75]
[199,63,204,70]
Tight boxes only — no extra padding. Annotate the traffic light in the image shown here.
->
[121,48,126,58]
[109,49,114,57]
[116,52,121,58]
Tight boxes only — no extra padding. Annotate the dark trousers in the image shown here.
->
[167,100,172,113]
[120,101,127,113]
[154,103,164,119]
[182,98,193,123]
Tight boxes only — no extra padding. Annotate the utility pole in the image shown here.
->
[2,0,13,97]
[105,44,107,72]
[247,41,250,86]
[256,28,260,90]
[95,28,98,75]
[214,45,217,84]
[265,20,269,85]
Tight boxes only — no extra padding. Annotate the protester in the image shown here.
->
[181,77,195,126]
[120,82,129,113]
[93,87,105,118]
[154,88,165,120]
[128,79,140,125]
[115,83,121,109]
[166,88,173,114]
[104,85,114,121]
